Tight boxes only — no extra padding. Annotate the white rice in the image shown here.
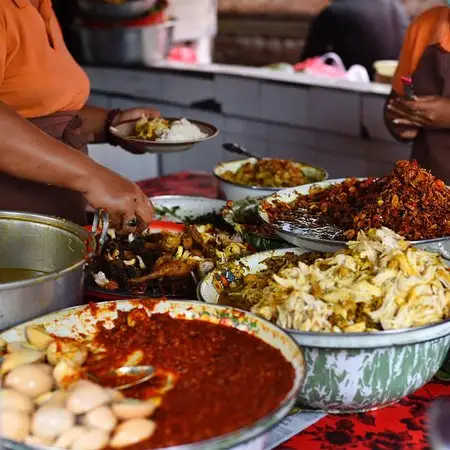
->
[156,118,207,142]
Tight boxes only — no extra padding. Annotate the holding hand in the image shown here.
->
[387,95,450,129]
[82,166,154,234]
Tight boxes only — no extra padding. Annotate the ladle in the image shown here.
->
[89,365,175,392]
[222,142,263,160]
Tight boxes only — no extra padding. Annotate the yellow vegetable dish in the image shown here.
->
[222,159,309,188]
[219,228,450,333]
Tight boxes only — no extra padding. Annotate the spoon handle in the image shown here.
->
[222,143,262,160]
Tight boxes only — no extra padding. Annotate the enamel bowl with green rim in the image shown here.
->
[198,248,450,413]
[214,158,328,201]
[0,299,306,450]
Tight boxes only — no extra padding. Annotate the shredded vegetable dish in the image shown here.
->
[217,228,450,332]
[262,160,450,240]
[221,159,310,188]
[0,307,295,449]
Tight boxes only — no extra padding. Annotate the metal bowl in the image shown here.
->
[77,0,158,21]
[0,299,306,450]
[198,248,450,412]
[258,179,450,259]
[0,211,95,331]
[213,158,328,201]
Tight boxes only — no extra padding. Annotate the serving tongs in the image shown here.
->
[92,208,110,256]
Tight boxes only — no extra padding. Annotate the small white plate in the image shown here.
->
[109,117,219,154]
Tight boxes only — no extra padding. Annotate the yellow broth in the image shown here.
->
[0,268,47,283]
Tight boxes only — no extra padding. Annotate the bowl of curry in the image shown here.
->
[0,299,305,450]
[214,158,328,201]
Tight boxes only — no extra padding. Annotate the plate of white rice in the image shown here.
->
[109,117,219,153]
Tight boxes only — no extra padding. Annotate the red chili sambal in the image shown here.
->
[86,309,295,449]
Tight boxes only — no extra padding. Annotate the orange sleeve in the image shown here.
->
[392,21,419,95]
[392,7,445,96]
[0,15,6,85]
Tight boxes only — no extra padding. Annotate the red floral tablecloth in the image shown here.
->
[134,172,446,449]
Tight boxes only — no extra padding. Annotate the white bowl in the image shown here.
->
[213,158,328,201]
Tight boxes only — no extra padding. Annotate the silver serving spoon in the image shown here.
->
[89,365,175,392]
[222,142,263,160]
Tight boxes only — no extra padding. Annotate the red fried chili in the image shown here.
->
[86,309,295,449]
[263,160,450,240]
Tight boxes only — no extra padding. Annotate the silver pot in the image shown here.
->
[0,212,95,331]
[77,0,158,21]
[78,20,174,66]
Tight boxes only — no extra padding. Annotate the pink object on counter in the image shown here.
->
[167,46,198,63]
[294,55,347,79]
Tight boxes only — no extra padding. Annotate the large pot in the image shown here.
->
[0,211,95,331]
[78,20,174,66]
[77,0,159,21]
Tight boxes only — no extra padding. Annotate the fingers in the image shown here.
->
[387,102,428,126]
[121,213,139,235]
[392,118,422,127]
[134,196,154,234]
[410,95,438,103]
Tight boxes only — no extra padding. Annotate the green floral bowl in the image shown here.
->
[0,299,306,450]
[198,248,450,413]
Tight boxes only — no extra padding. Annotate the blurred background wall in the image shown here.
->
[214,0,445,66]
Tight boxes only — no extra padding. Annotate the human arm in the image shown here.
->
[384,14,423,142]
[0,101,153,232]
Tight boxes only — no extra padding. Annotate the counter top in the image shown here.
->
[99,60,392,95]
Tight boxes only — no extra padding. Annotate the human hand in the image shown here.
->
[385,96,421,140]
[111,107,161,154]
[82,166,154,234]
[401,96,450,129]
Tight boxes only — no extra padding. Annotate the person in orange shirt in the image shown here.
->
[0,0,158,232]
[384,5,450,183]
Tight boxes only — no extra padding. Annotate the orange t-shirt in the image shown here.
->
[0,0,90,118]
[392,6,450,96]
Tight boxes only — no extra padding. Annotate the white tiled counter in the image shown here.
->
[85,62,410,181]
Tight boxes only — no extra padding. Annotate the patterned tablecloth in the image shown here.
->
[133,172,447,449]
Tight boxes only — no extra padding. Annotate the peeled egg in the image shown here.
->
[32,363,53,375]
[0,410,30,441]
[54,426,87,449]
[4,364,53,397]
[46,340,87,367]
[71,428,109,450]
[66,380,111,414]
[25,326,54,350]
[0,388,34,413]
[112,397,161,420]
[0,349,45,375]
[32,405,74,440]
[34,390,67,408]
[110,418,156,448]
[83,406,117,432]
[53,359,83,388]
[24,435,54,446]
[6,341,24,353]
